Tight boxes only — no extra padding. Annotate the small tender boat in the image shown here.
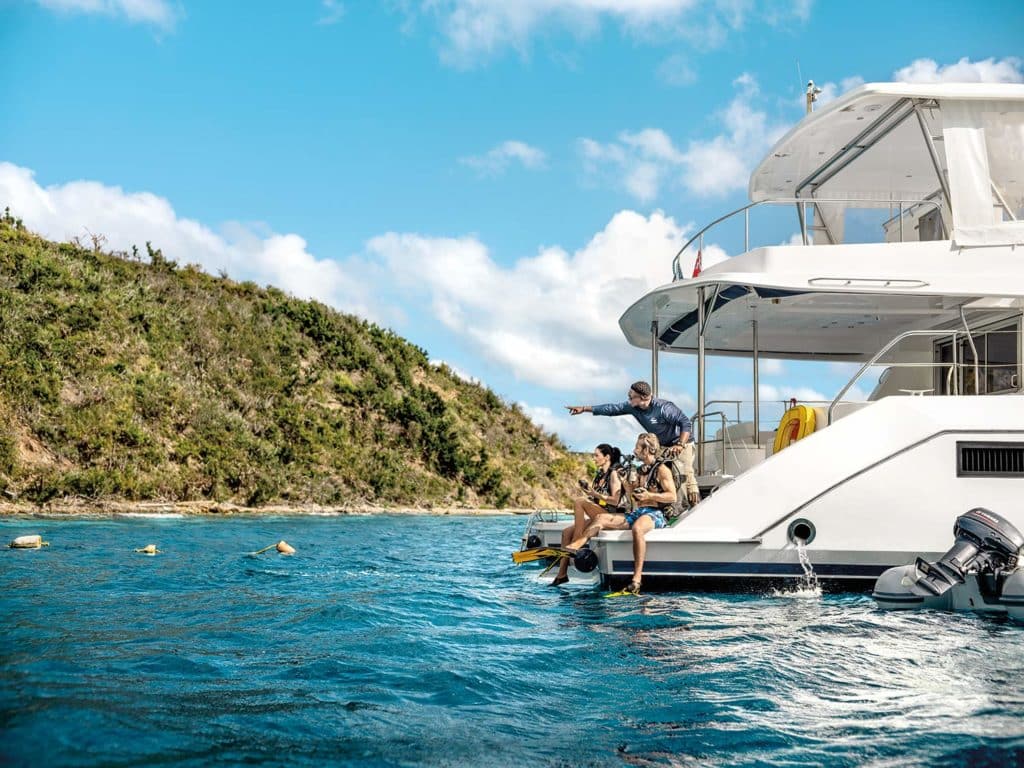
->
[873,507,1024,621]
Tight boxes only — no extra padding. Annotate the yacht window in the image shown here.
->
[935,319,1021,395]
[986,326,1020,393]
[957,442,1024,477]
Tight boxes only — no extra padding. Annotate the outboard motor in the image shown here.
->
[912,507,1023,597]
[873,508,1024,612]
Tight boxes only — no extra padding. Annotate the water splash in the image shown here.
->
[772,539,822,598]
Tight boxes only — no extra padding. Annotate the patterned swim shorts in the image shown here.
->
[625,507,667,529]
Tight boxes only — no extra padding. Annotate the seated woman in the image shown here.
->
[551,443,624,586]
[552,434,675,594]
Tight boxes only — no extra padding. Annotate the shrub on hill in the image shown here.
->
[0,211,583,507]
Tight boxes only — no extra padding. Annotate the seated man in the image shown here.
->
[551,433,675,595]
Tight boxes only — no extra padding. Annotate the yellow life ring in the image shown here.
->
[773,404,816,454]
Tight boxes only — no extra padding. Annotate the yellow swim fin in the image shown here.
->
[511,546,572,564]
[604,582,641,598]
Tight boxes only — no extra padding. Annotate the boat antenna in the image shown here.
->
[805,79,822,114]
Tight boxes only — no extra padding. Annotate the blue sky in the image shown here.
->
[2,0,1023,450]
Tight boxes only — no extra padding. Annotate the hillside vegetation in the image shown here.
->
[0,212,583,508]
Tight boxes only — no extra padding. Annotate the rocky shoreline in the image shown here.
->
[0,499,550,517]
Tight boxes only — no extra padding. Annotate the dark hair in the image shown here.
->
[629,380,652,398]
[596,443,622,467]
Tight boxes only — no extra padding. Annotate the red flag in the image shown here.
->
[691,249,702,278]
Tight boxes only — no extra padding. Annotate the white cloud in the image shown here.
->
[894,56,1024,84]
[798,57,1023,112]
[579,73,788,201]
[0,162,371,317]
[365,209,728,391]
[522,402,642,452]
[422,0,697,65]
[316,0,345,26]
[0,162,784,450]
[34,0,179,30]
[656,53,697,87]
[416,0,811,67]
[459,140,548,176]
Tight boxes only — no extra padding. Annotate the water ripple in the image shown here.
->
[2,514,1023,767]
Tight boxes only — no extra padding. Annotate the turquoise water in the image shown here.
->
[2,514,1023,767]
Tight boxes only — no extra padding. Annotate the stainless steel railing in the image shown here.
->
[670,197,945,280]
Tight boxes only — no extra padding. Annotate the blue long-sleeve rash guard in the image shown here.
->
[591,398,694,447]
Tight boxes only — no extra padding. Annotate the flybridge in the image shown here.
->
[748,82,1024,250]
[670,83,1024,280]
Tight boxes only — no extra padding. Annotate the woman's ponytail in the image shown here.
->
[597,443,622,467]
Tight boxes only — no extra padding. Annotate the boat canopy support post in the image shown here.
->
[752,318,760,448]
[697,287,706,474]
[960,306,980,394]
[913,102,952,237]
[651,320,659,397]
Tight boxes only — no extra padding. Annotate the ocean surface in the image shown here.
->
[2,514,1022,767]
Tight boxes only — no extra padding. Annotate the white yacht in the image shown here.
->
[526,82,1024,594]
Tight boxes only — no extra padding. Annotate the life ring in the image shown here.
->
[773,403,816,454]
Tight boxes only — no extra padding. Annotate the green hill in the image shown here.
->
[0,211,583,508]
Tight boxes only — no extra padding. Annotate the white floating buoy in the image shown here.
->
[9,534,49,549]
[134,544,161,555]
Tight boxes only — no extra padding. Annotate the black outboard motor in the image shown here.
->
[873,508,1024,611]
[911,508,1024,597]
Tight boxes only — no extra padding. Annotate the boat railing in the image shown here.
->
[691,410,733,476]
[827,328,982,424]
[670,197,945,280]
[694,400,792,475]
[696,399,847,475]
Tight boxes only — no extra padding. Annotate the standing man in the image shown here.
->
[566,381,700,505]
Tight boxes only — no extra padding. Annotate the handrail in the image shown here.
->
[691,410,730,475]
[827,329,959,424]
[670,197,944,280]
[704,399,742,424]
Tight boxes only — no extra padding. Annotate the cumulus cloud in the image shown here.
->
[0,162,370,317]
[580,73,788,201]
[365,209,727,391]
[459,140,548,176]
[34,0,180,31]
[894,56,1024,84]
[415,0,812,67]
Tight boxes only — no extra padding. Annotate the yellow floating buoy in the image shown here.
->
[134,544,161,555]
[9,534,49,549]
[276,540,295,555]
[252,540,296,556]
